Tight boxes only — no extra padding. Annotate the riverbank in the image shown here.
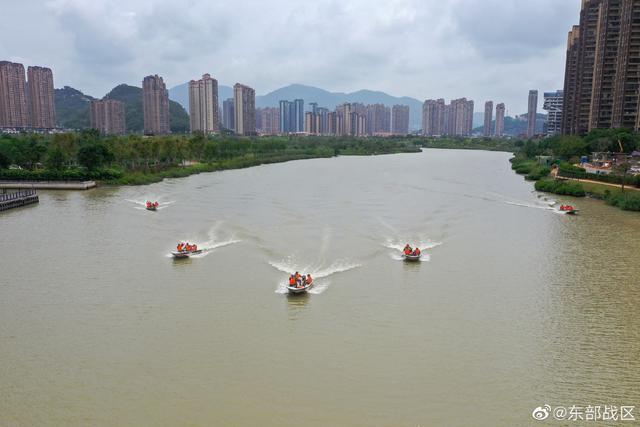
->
[105,152,332,185]
[1,133,421,187]
[511,157,640,212]
[106,146,422,185]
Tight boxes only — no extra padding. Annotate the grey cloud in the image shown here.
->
[0,0,583,113]
[453,0,580,60]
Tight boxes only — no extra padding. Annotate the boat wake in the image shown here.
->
[190,239,241,258]
[383,238,441,262]
[270,257,361,294]
[505,201,557,211]
[167,222,241,258]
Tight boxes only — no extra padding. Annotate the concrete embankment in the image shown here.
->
[0,181,96,190]
[0,189,39,212]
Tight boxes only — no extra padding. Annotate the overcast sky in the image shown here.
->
[1,0,581,114]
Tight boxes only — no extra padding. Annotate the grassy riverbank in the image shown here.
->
[509,129,640,212]
[107,152,332,185]
[0,132,420,186]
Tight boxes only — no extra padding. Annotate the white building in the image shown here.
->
[543,90,563,136]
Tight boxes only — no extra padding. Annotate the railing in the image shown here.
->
[0,189,37,202]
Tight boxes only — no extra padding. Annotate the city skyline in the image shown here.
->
[1,59,542,136]
[1,0,582,115]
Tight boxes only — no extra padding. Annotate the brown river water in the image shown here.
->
[1,149,639,426]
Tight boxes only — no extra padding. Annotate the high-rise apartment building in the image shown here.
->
[256,107,280,135]
[450,98,474,136]
[543,90,564,136]
[294,99,304,133]
[90,99,126,135]
[304,111,315,134]
[422,99,446,136]
[234,83,255,136]
[423,98,472,136]
[279,100,294,133]
[142,75,170,135]
[391,105,410,135]
[222,98,235,131]
[27,66,56,129]
[563,0,640,134]
[0,61,29,128]
[341,103,353,136]
[562,26,580,135]
[495,103,506,137]
[466,100,474,135]
[316,107,329,134]
[484,101,494,137]
[188,73,219,134]
[422,100,435,136]
[365,103,390,135]
[527,90,538,138]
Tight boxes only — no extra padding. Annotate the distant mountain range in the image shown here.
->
[55,85,189,133]
[169,83,428,131]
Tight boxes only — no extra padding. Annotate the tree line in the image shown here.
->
[0,131,421,180]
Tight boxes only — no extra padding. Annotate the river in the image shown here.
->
[1,149,639,426]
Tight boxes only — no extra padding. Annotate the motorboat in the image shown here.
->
[559,205,579,215]
[287,282,313,294]
[171,249,203,259]
[172,243,203,258]
[403,253,422,262]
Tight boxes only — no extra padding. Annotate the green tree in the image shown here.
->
[77,143,113,170]
[188,132,206,161]
[51,133,78,165]
[203,141,219,163]
[45,146,68,170]
[551,135,589,159]
[0,151,9,169]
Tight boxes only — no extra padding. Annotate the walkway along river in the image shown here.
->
[1,149,638,426]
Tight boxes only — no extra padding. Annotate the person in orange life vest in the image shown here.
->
[289,275,296,286]
[404,244,412,255]
[306,274,313,286]
[414,248,421,256]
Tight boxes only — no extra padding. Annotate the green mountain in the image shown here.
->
[54,84,190,133]
[54,86,95,129]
